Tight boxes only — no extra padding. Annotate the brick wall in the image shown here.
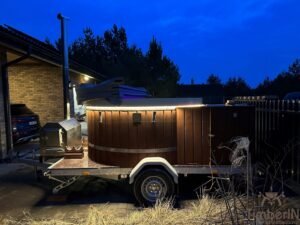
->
[8,64,64,126]
[8,64,95,126]
[0,57,97,160]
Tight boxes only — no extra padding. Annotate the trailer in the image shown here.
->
[43,98,254,206]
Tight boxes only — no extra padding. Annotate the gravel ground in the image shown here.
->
[2,141,299,224]
[0,141,138,221]
[0,162,137,220]
[0,141,197,221]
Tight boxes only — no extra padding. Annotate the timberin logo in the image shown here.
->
[248,191,300,224]
[259,191,285,207]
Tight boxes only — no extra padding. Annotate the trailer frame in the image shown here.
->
[44,152,246,194]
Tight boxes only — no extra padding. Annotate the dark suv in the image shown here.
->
[11,104,40,144]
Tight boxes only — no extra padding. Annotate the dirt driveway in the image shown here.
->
[1,141,267,224]
[1,151,300,225]
[0,162,138,221]
[0,141,140,221]
[0,161,205,223]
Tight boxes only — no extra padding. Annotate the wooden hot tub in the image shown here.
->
[87,109,177,167]
[85,98,201,167]
[86,98,254,168]
[87,110,176,167]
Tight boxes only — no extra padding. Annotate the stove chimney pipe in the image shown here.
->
[57,13,70,119]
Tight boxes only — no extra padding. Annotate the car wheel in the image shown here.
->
[133,168,175,207]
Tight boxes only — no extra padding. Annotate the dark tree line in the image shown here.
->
[46,25,300,98]
[205,75,252,97]
[47,25,180,97]
[255,59,300,98]
[206,59,300,98]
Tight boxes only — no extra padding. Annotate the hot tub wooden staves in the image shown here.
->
[87,110,177,167]
[87,105,254,168]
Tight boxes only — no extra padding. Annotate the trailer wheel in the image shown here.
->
[133,168,175,206]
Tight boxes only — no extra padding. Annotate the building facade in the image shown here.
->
[0,25,103,160]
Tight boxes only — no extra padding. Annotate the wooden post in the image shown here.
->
[0,50,13,160]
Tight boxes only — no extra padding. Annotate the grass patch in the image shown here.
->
[0,196,250,225]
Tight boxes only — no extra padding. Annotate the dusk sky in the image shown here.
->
[1,0,300,87]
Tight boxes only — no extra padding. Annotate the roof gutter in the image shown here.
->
[0,40,103,80]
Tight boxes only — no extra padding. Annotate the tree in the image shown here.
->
[69,28,101,71]
[288,59,300,77]
[147,37,163,62]
[254,59,300,98]
[103,24,128,61]
[224,77,251,97]
[207,74,221,85]
[255,76,272,95]
[144,38,180,96]
[65,26,180,96]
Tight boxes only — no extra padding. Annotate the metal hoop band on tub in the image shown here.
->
[88,143,176,154]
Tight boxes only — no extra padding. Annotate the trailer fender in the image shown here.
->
[129,157,178,184]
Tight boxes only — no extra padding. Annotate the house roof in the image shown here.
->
[0,25,105,79]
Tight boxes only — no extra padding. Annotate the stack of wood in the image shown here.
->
[64,145,84,159]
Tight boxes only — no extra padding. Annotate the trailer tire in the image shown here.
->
[133,168,175,207]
